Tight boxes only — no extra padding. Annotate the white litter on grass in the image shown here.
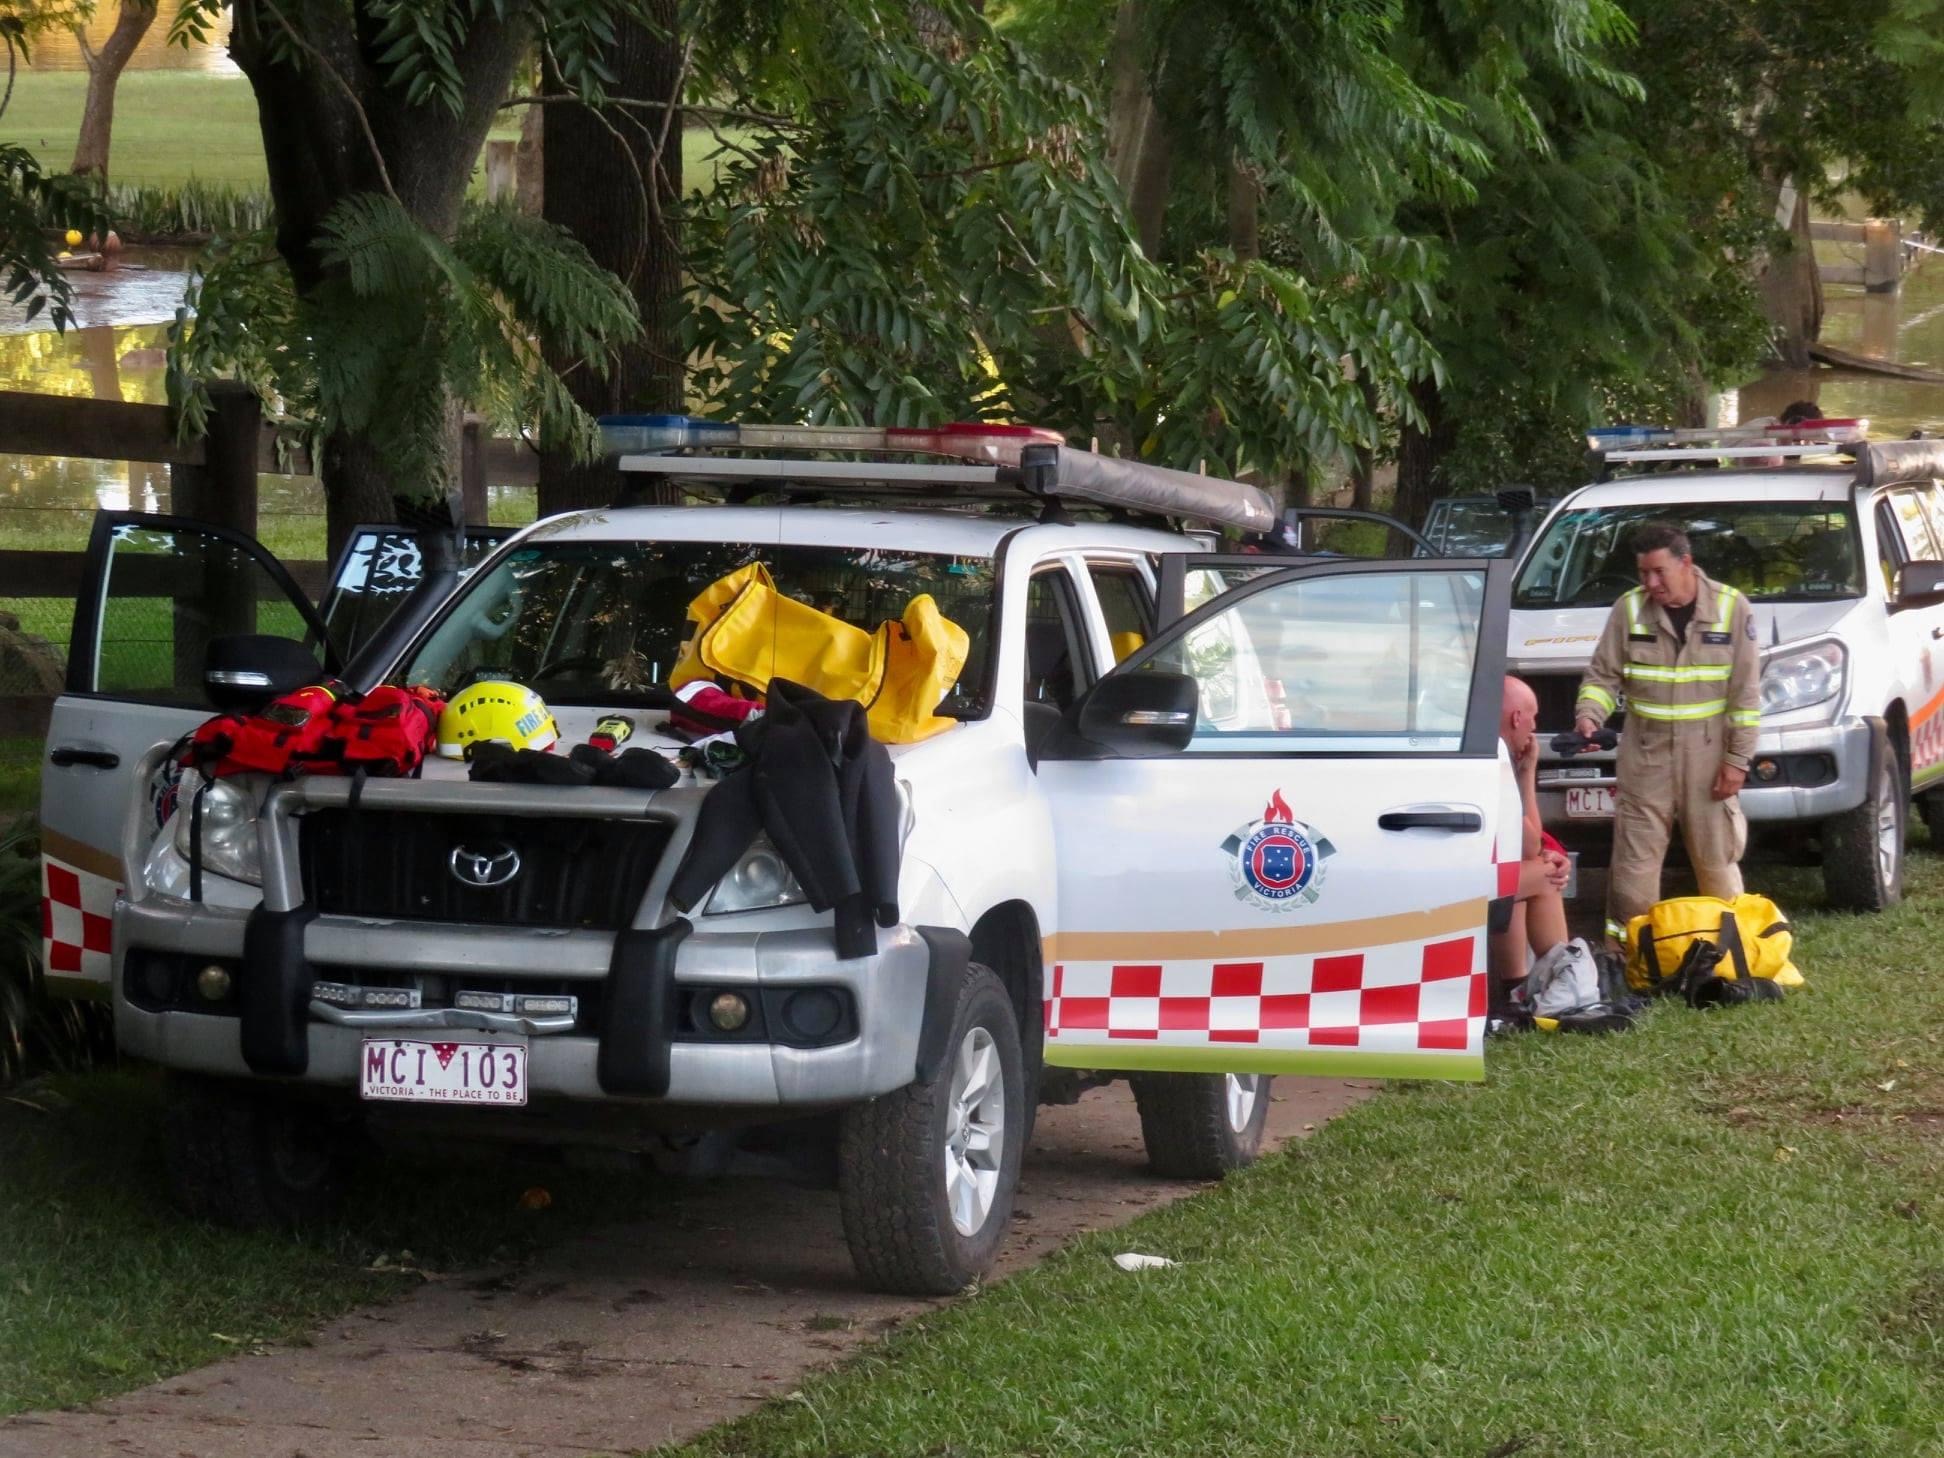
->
[1112,1252,1178,1272]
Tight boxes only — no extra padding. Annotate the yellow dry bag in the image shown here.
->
[1623,893,1804,996]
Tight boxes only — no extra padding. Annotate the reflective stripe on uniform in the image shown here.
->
[1624,662,1731,683]
[1714,583,1738,628]
[1605,919,1627,941]
[1580,684,1617,715]
[1624,588,1645,633]
[1628,697,1728,722]
[1728,708,1761,727]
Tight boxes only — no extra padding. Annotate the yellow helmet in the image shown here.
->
[436,680,559,760]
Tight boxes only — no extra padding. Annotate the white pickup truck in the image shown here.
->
[39,421,1518,1293]
[1508,431,1944,911]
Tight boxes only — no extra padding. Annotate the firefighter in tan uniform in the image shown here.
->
[1574,524,1761,945]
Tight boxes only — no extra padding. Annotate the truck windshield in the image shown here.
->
[403,541,998,714]
[1513,501,1863,607]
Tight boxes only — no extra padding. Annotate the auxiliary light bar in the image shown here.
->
[599,414,1067,467]
[1587,418,1870,453]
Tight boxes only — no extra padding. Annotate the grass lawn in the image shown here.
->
[1,844,1936,1444]
[0,71,739,192]
[678,862,1944,1458]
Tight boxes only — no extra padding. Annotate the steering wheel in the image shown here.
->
[533,652,607,681]
[1579,569,1639,601]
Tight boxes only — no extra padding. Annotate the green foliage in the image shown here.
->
[103,178,274,240]
[169,196,639,489]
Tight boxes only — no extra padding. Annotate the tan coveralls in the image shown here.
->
[1574,568,1761,941]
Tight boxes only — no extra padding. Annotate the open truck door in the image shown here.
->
[38,514,337,998]
[1038,557,1515,1081]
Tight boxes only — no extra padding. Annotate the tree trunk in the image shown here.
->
[514,101,543,215]
[1351,378,1376,512]
[226,0,530,539]
[537,1,684,517]
[1226,156,1258,262]
[1393,380,1453,529]
[70,0,157,181]
[1105,1,1170,258]
[1758,185,1823,370]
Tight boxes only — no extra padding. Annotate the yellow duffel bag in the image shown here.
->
[1623,893,1805,996]
[670,564,968,744]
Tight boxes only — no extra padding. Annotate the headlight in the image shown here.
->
[1760,639,1846,717]
[704,838,805,915]
[172,775,263,886]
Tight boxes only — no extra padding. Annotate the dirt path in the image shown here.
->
[0,1078,1373,1458]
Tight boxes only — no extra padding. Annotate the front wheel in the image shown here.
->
[162,1075,351,1229]
[837,963,1024,1295]
[1131,1072,1273,1179]
[1823,741,1906,911]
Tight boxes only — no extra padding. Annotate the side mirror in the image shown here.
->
[1055,671,1199,759]
[204,634,322,711]
[1894,560,1944,610]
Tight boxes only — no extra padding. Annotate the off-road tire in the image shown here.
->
[837,962,1024,1295]
[1823,742,1906,911]
[1131,1072,1273,1180]
[162,1075,350,1229]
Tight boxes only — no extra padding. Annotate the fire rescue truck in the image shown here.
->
[40,421,1519,1293]
[1508,422,1944,911]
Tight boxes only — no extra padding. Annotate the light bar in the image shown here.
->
[1589,418,1871,453]
[1602,443,1856,463]
[598,415,1067,467]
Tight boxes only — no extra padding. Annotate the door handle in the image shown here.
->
[49,747,120,770]
[1378,809,1482,832]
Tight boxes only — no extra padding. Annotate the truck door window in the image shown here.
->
[1024,568,1092,710]
[1087,562,1154,663]
[85,523,324,704]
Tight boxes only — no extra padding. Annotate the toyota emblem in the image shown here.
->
[449,842,521,889]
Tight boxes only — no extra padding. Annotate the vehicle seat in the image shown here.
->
[1024,619,1076,708]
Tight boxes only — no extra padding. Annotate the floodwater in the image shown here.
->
[12,10,237,74]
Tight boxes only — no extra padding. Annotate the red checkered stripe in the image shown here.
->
[1044,933,1484,1055]
[1913,706,1944,777]
[42,854,121,984]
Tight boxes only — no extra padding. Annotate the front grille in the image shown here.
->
[299,809,670,930]
[1526,671,1624,732]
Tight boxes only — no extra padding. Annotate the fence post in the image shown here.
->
[461,416,488,524]
[1865,218,1902,293]
[167,381,264,687]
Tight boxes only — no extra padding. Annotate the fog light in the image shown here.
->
[195,964,232,1001]
[708,992,750,1032]
[1752,757,1781,783]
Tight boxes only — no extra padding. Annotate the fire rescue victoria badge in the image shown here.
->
[1222,789,1335,913]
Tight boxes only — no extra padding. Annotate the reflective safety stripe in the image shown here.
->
[1605,919,1627,941]
[1624,662,1731,683]
[1580,684,1617,715]
[1715,584,1737,629]
[1624,588,1645,633]
[1728,708,1761,727]
[1628,698,1727,722]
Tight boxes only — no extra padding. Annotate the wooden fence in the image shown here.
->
[0,387,535,738]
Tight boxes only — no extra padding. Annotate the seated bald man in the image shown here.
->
[1494,675,1570,1004]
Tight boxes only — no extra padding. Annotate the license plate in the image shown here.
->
[360,1038,528,1106]
[1565,786,1615,819]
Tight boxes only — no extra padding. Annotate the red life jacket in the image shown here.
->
[330,685,445,777]
[183,681,346,778]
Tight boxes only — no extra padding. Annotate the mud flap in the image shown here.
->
[912,926,971,1084]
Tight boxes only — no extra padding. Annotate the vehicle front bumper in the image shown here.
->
[1535,717,1872,830]
[112,896,936,1108]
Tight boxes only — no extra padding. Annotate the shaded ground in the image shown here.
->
[0,1078,1369,1458]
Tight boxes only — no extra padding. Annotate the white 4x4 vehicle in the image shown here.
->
[1509,431,1944,910]
[40,424,1517,1293]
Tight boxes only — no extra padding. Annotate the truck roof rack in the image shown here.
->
[602,416,1278,534]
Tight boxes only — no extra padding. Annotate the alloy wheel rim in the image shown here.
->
[1225,1074,1261,1132]
[1877,762,1901,886]
[942,1026,1005,1237]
